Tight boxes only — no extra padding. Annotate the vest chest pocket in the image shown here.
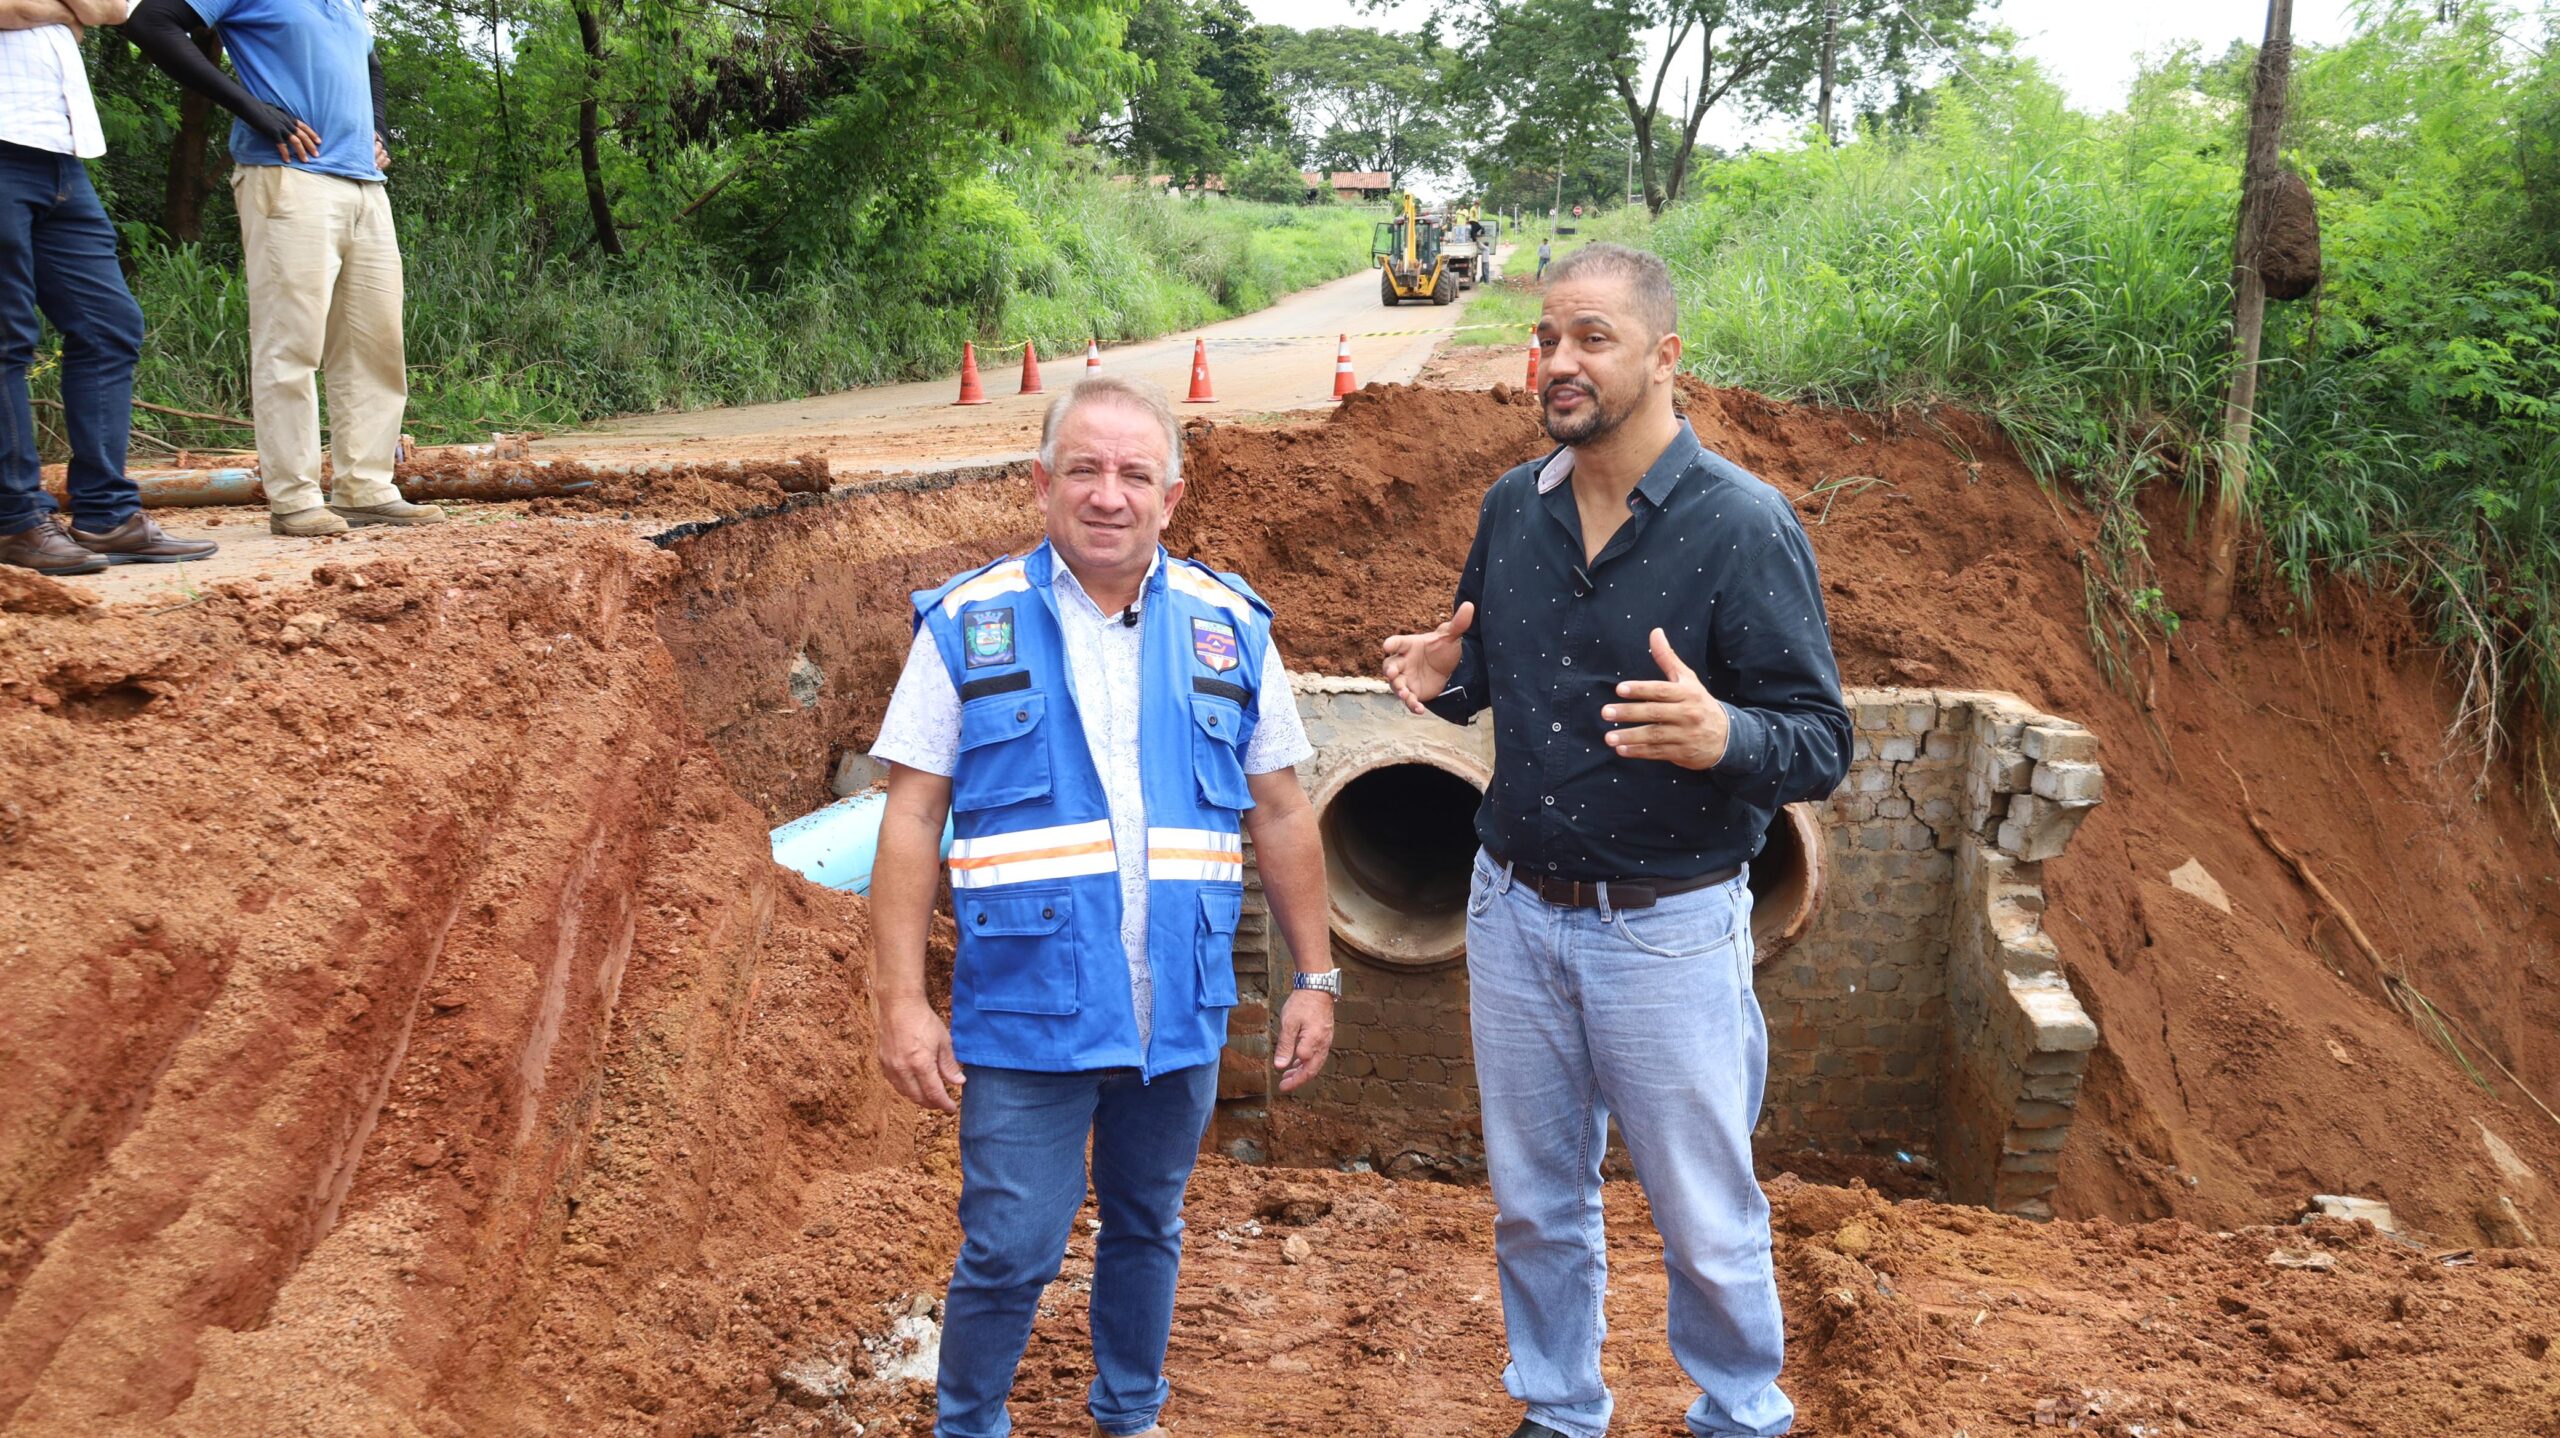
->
[960,887,1078,1015]
[954,690,1052,812]
[1196,887,1242,1008]
[1190,695,1252,811]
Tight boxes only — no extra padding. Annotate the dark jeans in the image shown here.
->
[937,1062,1219,1438]
[0,142,143,534]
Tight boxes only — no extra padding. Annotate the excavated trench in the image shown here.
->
[652,435,2102,1213]
[8,383,2559,1435]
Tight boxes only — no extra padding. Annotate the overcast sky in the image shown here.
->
[1245,0,2363,120]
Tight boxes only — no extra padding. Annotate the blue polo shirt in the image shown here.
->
[191,0,382,183]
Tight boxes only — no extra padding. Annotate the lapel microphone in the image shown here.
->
[1121,604,1139,628]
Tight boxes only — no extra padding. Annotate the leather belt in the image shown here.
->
[1487,852,1740,910]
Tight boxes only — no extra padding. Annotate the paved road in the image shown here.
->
[546,251,1513,473]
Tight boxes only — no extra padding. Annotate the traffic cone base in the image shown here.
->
[955,342,989,406]
[1184,337,1216,403]
[1332,333,1357,400]
[1018,340,1044,396]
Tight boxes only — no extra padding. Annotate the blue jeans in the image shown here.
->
[0,143,142,535]
[937,1062,1219,1438]
[1466,849,1793,1437]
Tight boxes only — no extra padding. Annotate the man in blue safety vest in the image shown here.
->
[868,374,1341,1438]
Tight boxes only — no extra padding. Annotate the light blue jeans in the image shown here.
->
[935,1062,1219,1438]
[1466,849,1793,1438]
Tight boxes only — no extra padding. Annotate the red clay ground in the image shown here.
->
[0,383,2554,1435]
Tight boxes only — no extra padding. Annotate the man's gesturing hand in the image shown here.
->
[878,992,965,1112]
[1381,600,1475,716]
[1603,627,1732,769]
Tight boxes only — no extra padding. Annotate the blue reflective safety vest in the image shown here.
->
[913,540,1273,1077]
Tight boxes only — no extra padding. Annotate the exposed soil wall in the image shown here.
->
[661,382,2560,1246]
[1,381,2555,1435]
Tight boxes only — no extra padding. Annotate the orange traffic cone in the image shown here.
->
[1019,340,1044,396]
[1332,333,1357,400]
[955,342,988,405]
[1525,329,1541,392]
[1085,338,1103,374]
[1184,337,1216,403]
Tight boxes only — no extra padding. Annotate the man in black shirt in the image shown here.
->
[1382,244,1846,1438]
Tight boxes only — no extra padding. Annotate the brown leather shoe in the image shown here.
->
[71,513,218,564]
[0,515,107,575]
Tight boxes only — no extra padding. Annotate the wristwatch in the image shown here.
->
[1291,968,1343,998]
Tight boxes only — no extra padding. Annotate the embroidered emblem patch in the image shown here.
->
[1192,617,1240,673]
[963,607,1015,668]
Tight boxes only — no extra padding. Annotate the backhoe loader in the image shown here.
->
[1372,194,1454,306]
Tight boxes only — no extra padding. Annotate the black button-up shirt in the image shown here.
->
[1427,421,1850,880]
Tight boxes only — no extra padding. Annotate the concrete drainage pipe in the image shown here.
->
[1749,801,1824,963]
[1312,746,1490,971]
[1291,679,1823,971]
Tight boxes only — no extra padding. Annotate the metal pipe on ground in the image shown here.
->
[71,457,830,509]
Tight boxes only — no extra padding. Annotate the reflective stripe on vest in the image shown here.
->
[946,819,1118,889]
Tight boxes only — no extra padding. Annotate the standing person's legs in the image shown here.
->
[30,157,142,536]
[1083,1061,1217,1436]
[0,147,61,540]
[938,1065,1104,1438]
[235,164,347,525]
[1577,875,1791,1438]
[319,180,428,519]
[1466,850,1616,1438]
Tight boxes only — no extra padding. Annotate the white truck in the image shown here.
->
[1435,209,1499,289]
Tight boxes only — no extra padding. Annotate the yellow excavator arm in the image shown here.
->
[1374,194,1452,307]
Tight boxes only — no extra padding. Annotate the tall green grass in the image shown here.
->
[1612,34,2560,756]
[108,165,1377,446]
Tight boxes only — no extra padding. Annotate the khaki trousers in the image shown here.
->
[232,165,406,516]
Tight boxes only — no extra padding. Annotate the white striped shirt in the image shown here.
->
[0,19,111,159]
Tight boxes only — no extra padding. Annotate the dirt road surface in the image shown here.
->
[548,254,1514,472]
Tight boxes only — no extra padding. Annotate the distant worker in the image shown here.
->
[1381,244,1851,1438]
[128,0,443,537]
[867,376,1340,1438]
[0,0,219,574]
[1536,236,1553,280]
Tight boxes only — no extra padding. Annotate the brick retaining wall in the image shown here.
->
[1228,679,2103,1218]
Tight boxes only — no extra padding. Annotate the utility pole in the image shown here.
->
[1818,0,1839,146]
[2201,0,2293,624]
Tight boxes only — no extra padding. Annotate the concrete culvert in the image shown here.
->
[1315,756,1486,969]
[1750,801,1826,962]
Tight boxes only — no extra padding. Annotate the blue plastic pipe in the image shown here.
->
[769,790,952,895]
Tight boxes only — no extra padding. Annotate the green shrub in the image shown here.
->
[1612,15,2560,742]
